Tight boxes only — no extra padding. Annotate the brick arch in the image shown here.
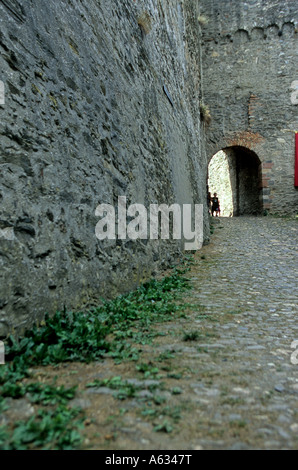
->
[206,131,266,164]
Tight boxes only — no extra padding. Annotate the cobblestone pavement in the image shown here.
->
[2,216,297,450]
[176,216,298,450]
[81,216,298,450]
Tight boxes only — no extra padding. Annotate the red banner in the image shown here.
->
[295,132,298,187]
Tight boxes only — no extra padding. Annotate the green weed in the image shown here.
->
[26,383,77,406]
[171,387,183,395]
[153,421,173,434]
[183,331,200,342]
[2,406,83,450]
[136,363,159,378]
[0,264,192,449]
[86,376,139,401]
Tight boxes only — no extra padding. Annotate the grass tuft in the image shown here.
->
[198,15,209,26]
[200,103,211,124]
[137,11,152,35]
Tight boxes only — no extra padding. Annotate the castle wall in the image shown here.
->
[200,0,298,214]
[0,0,207,336]
[1,0,297,336]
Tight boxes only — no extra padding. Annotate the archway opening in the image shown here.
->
[208,146,263,217]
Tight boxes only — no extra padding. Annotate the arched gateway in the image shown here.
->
[208,146,263,217]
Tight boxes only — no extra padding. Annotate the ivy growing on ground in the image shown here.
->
[0,260,193,450]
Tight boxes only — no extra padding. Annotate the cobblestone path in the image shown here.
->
[79,216,298,450]
[175,216,298,450]
[3,216,297,450]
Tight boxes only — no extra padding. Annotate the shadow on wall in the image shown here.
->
[208,146,263,216]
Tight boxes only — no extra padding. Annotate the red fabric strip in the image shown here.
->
[295,132,298,187]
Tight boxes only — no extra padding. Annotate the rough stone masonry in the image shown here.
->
[0,0,207,336]
[200,0,298,214]
[0,0,297,335]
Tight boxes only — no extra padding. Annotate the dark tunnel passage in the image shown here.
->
[208,146,263,217]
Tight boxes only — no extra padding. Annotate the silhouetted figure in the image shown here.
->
[211,193,220,217]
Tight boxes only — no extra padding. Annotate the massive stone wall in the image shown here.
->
[0,0,207,336]
[200,0,298,214]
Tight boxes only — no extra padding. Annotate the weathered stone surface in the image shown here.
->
[0,0,297,335]
[200,0,298,214]
[0,0,207,335]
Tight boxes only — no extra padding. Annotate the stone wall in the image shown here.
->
[200,0,298,214]
[1,0,297,335]
[0,0,207,336]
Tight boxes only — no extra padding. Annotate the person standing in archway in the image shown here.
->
[211,193,220,217]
